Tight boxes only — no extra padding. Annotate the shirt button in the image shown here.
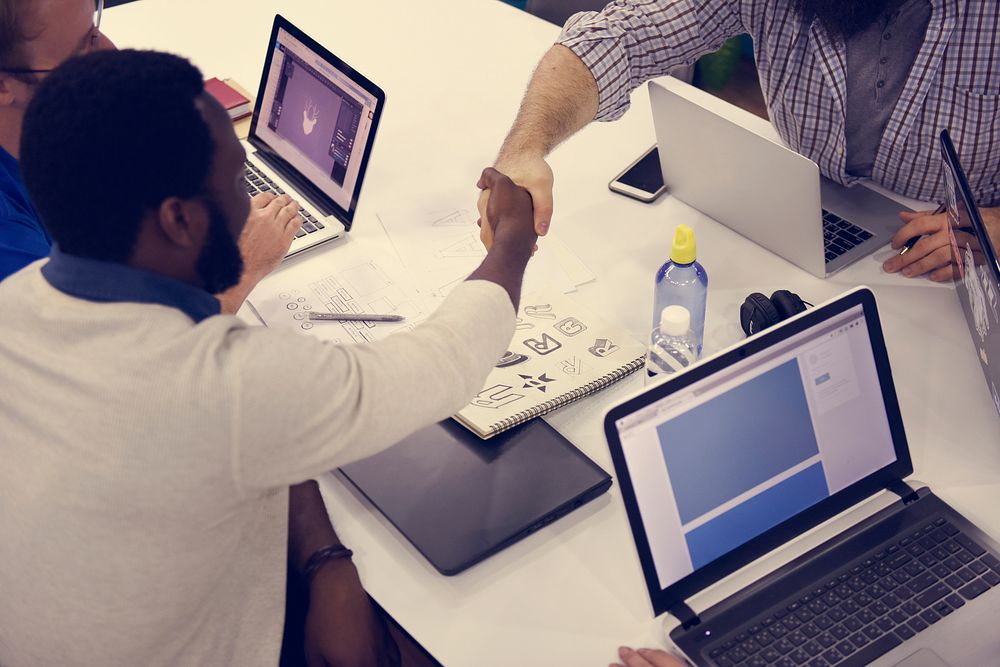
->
[877,80,885,88]
[880,57,888,64]
[884,32,892,40]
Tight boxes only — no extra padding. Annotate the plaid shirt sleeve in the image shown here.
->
[558,0,746,121]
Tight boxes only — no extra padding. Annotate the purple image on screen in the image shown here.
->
[272,63,342,177]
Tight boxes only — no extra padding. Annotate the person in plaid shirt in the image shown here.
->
[478,0,1000,283]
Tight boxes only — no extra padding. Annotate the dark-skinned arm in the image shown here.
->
[288,480,384,667]
[467,167,538,312]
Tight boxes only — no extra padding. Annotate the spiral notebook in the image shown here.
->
[455,291,646,438]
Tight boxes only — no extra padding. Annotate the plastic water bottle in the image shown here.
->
[653,224,708,353]
[646,306,697,381]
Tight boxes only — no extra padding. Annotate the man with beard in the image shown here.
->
[0,0,297,314]
[479,0,1000,282]
[0,50,539,667]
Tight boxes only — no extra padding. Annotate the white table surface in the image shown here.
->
[107,1,1000,664]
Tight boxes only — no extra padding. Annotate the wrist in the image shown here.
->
[497,143,545,169]
[489,234,534,264]
[302,543,355,589]
[309,554,359,593]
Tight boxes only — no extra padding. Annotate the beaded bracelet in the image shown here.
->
[302,544,354,586]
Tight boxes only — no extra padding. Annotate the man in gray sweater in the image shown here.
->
[0,49,538,667]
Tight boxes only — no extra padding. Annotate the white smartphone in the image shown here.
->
[608,145,666,203]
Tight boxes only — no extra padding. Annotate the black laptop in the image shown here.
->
[339,418,611,575]
[941,129,1000,419]
[604,287,1000,666]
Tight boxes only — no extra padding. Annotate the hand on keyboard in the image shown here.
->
[239,192,301,282]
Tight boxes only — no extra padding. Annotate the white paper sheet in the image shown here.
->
[247,237,429,343]
[377,195,586,301]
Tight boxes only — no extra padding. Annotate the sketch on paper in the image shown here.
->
[523,333,562,356]
[524,304,557,320]
[519,373,556,393]
[496,351,529,368]
[554,316,587,337]
[378,206,487,300]
[560,356,587,376]
[248,241,427,345]
[436,234,484,259]
[471,384,525,409]
[588,338,620,358]
[431,209,472,227]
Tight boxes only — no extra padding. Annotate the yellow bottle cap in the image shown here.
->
[670,224,697,265]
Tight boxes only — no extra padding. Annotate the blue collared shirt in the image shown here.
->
[41,248,221,323]
[0,145,50,280]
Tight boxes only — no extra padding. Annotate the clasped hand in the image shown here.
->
[883,205,1000,281]
[477,156,552,250]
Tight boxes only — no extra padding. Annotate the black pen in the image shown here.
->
[898,203,948,255]
[308,312,405,322]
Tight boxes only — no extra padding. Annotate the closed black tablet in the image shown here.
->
[338,418,612,575]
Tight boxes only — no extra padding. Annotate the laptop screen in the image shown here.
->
[612,304,898,592]
[941,130,1000,418]
[251,22,381,215]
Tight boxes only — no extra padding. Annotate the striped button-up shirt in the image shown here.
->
[559,0,1000,206]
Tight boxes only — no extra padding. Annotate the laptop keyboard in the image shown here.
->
[823,210,873,264]
[708,517,1000,667]
[243,161,325,239]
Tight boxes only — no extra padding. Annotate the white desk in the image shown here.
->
[108,2,1000,664]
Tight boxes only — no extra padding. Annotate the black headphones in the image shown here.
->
[740,290,810,336]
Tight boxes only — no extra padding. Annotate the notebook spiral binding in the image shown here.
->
[488,355,646,436]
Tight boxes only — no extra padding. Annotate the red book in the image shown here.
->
[204,77,251,121]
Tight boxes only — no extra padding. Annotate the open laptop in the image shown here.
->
[243,15,385,259]
[649,80,906,278]
[604,287,1000,666]
[941,129,1000,419]
[339,418,611,575]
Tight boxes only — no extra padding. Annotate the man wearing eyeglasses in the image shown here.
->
[0,1,297,314]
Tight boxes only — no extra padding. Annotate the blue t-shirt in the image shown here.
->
[0,146,49,280]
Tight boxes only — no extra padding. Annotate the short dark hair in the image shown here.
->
[0,0,31,70]
[20,49,214,262]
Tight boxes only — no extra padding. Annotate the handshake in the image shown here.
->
[476,167,538,258]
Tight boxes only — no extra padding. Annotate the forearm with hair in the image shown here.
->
[497,45,599,162]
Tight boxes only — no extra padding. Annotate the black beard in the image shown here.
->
[795,0,897,39]
[196,197,244,294]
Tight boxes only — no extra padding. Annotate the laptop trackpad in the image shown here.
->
[893,649,952,667]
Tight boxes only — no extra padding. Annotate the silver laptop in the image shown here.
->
[604,287,1000,667]
[244,15,385,259]
[649,80,905,278]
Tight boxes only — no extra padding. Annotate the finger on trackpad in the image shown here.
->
[892,648,952,667]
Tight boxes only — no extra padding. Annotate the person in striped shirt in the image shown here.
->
[479,0,1000,283]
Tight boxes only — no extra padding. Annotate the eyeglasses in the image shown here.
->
[0,0,104,75]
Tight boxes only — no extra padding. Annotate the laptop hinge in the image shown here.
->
[887,479,919,505]
[669,600,701,630]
